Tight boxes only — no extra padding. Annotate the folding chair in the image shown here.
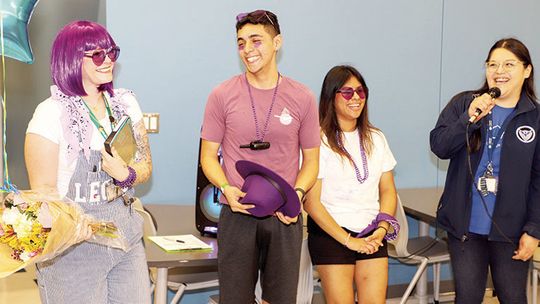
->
[387,196,450,304]
[529,248,540,304]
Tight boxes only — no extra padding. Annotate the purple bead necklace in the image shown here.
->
[245,73,281,141]
[336,130,369,183]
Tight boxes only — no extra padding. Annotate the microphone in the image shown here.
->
[468,87,501,123]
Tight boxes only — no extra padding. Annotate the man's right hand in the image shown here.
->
[223,186,254,214]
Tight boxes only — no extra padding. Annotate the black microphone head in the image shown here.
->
[488,87,501,98]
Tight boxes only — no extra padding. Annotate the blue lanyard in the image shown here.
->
[486,110,515,164]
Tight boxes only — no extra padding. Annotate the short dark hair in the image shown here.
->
[235,10,280,37]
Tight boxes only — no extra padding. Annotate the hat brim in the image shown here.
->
[236,160,300,217]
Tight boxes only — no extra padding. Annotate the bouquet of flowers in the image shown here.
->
[0,190,127,278]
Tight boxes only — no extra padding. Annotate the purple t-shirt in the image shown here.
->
[201,74,320,199]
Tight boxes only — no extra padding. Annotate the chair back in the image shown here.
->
[132,198,157,237]
[387,195,410,258]
[534,247,540,269]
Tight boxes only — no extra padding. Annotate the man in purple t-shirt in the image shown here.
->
[200,10,320,304]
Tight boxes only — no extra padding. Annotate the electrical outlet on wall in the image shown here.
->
[142,113,160,133]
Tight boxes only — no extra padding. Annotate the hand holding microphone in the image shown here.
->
[468,87,501,123]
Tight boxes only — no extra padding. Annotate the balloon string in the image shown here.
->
[0,14,15,192]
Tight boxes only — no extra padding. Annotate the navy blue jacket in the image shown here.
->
[430,91,540,242]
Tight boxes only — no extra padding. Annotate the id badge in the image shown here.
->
[485,177,497,193]
[477,176,488,196]
[477,176,497,195]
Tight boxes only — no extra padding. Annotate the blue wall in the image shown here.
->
[105,0,540,302]
[106,0,444,203]
[107,0,540,204]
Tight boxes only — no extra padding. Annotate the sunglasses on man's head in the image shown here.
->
[337,86,366,100]
[236,10,275,26]
[84,46,120,66]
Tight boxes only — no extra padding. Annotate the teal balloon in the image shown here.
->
[1,0,39,64]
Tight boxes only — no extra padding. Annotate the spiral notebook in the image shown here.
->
[148,234,213,252]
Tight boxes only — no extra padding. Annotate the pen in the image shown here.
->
[164,237,185,243]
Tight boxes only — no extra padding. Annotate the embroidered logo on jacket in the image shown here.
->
[516,126,535,143]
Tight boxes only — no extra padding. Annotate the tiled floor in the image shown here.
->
[0,269,519,304]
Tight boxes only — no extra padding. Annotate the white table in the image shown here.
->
[144,204,218,304]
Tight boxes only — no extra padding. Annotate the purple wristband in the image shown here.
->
[375,212,400,241]
[114,166,137,189]
[354,212,400,241]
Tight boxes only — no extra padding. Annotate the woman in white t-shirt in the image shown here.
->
[305,65,398,304]
[24,21,152,303]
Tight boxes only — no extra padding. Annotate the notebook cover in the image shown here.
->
[104,115,137,165]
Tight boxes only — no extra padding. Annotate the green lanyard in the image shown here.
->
[81,93,115,140]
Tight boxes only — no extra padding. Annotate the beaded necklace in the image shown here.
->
[245,73,281,142]
[81,93,115,139]
[336,129,369,183]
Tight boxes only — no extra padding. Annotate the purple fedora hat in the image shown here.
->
[236,160,301,218]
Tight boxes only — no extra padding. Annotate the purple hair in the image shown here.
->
[50,20,117,97]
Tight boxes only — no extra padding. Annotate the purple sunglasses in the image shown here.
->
[337,86,366,100]
[84,46,120,66]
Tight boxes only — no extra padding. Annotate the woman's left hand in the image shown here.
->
[100,148,129,181]
[365,228,385,249]
[512,232,539,261]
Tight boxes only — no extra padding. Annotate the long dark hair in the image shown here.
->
[470,38,536,152]
[319,65,378,159]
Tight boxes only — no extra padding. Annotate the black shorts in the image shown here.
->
[307,216,388,265]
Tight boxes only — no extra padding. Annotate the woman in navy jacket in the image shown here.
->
[430,38,537,303]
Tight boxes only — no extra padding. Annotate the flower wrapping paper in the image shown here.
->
[0,190,127,278]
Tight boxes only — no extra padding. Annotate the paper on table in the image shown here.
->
[148,234,212,252]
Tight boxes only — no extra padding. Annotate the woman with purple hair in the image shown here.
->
[24,20,152,303]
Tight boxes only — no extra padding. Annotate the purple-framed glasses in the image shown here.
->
[84,46,120,66]
[337,86,366,100]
